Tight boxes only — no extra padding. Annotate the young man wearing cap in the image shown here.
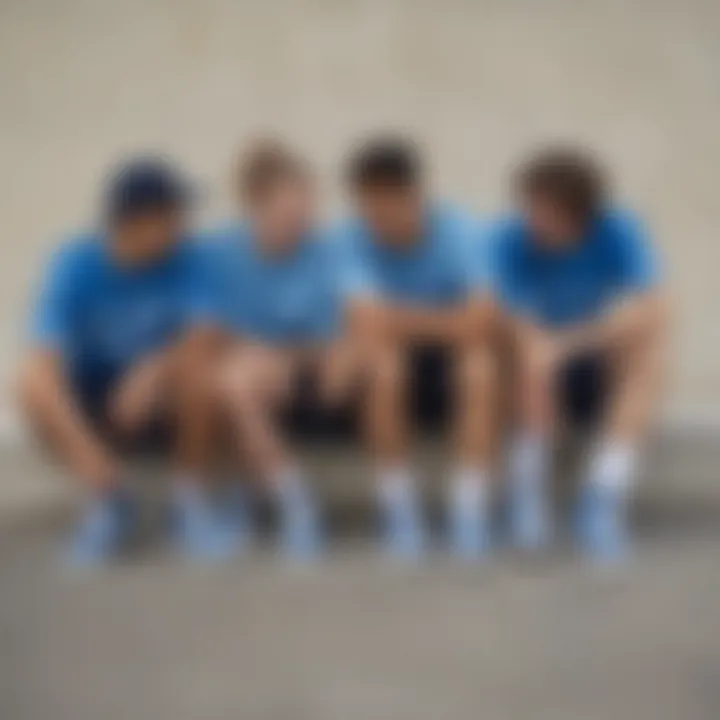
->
[18,157,240,564]
[338,137,496,560]
[492,147,667,560]
[200,140,348,558]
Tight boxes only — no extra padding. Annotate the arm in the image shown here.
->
[378,295,494,345]
[21,244,119,487]
[555,290,667,356]
[20,349,119,487]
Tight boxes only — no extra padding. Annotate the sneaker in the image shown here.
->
[508,479,551,551]
[575,483,629,562]
[278,486,322,560]
[448,499,491,560]
[69,488,135,566]
[381,493,425,561]
[172,485,241,561]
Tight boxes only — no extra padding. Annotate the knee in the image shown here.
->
[217,348,280,409]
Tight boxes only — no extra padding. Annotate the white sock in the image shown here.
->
[509,431,550,494]
[377,466,416,508]
[449,467,488,513]
[586,440,638,495]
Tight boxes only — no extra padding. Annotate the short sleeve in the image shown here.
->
[332,226,377,300]
[453,217,494,295]
[309,240,342,341]
[29,246,79,352]
[183,243,225,327]
[610,212,661,293]
[486,223,531,315]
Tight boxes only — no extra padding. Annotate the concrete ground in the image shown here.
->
[1,438,719,720]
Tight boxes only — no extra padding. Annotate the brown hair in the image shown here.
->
[515,146,607,225]
[235,137,311,204]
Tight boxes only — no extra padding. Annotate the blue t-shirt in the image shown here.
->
[30,232,210,378]
[199,223,339,345]
[336,205,488,307]
[490,209,660,327]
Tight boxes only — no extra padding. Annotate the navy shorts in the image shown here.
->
[72,369,174,454]
[555,352,610,429]
[281,344,453,441]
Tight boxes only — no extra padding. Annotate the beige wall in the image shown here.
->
[1,0,719,422]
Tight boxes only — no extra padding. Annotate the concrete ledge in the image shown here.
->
[1,429,719,530]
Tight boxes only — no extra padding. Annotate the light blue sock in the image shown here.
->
[578,442,636,561]
[275,468,321,559]
[448,467,490,559]
[378,467,425,559]
[508,432,552,550]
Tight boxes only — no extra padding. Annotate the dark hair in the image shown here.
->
[236,137,310,204]
[515,146,607,225]
[105,156,191,223]
[346,135,422,190]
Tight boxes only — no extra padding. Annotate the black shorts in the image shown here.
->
[409,344,453,431]
[281,360,358,442]
[555,352,610,429]
[72,369,173,454]
[281,344,453,441]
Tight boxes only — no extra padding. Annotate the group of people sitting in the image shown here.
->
[18,136,667,566]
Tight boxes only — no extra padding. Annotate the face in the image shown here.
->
[113,209,183,264]
[356,186,424,246]
[251,178,316,252]
[523,194,583,249]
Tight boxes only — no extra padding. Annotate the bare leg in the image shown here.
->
[452,343,497,467]
[363,341,409,466]
[18,352,120,489]
[507,329,559,549]
[447,342,498,556]
[605,316,667,443]
[218,344,294,484]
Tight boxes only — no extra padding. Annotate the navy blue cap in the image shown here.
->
[104,156,193,222]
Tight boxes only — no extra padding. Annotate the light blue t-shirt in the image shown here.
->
[336,205,488,307]
[199,223,339,345]
[30,233,210,378]
[490,209,660,327]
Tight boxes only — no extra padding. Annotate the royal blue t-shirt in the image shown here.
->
[336,204,488,307]
[30,232,211,378]
[198,223,339,345]
[490,209,660,327]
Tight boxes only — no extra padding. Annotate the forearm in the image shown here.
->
[20,352,114,479]
[559,292,667,355]
[387,297,494,345]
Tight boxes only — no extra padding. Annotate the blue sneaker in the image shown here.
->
[278,487,322,560]
[575,484,629,562]
[220,484,252,551]
[69,489,135,566]
[381,494,425,560]
[508,480,551,551]
[173,485,241,561]
[448,500,491,560]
